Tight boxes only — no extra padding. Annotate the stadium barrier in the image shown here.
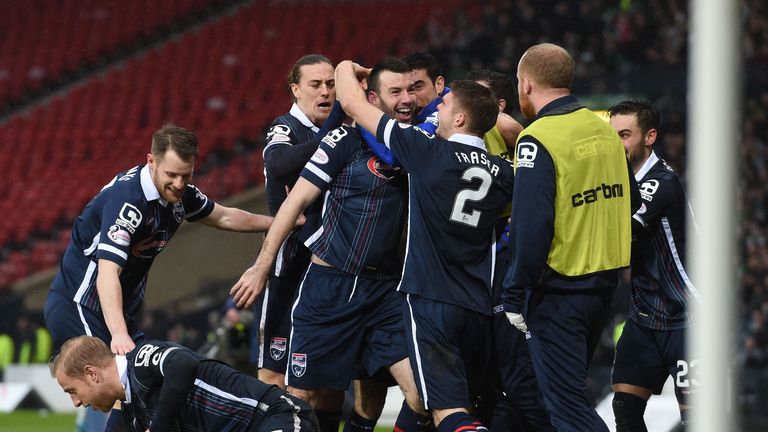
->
[2,364,75,413]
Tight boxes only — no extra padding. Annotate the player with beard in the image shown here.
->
[231,58,426,432]
[501,43,638,431]
[337,56,515,431]
[608,100,699,431]
[44,124,276,430]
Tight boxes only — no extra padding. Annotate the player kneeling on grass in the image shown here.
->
[50,335,319,431]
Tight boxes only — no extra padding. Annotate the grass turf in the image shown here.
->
[0,410,394,431]
[0,409,77,432]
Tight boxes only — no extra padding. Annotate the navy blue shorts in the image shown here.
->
[252,269,307,373]
[259,390,319,431]
[612,318,693,404]
[44,290,144,351]
[525,286,613,432]
[287,264,406,390]
[404,293,494,411]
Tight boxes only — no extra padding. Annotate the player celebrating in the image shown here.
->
[337,58,515,432]
[51,335,318,431]
[44,124,276,429]
[608,100,699,431]
[231,58,425,432]
[256,54,340,389]
[45,124,275,356]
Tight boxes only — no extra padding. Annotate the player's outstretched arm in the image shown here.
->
[335,60,385,135]
[199,204,275,232]
[496,112,524,151]
[96,259,135,355]
[230,177,322,308]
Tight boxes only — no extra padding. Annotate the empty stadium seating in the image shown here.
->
[0,0,455,288]
[0,0,229,108]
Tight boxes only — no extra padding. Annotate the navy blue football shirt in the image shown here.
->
[50,165,213,323]
[123,339,276,431]
[375,115,514,314]
[262,103,321,277]
[300,125,406,279]
[629,152,699,330]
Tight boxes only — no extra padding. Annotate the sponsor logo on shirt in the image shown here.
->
[107,225,131,247]
[270,337,287,361]
[310,148,329,165]
[367,157,393,179]
[291,353,307,377]
[132,230,167,258]
[639,179,659,201]
[571,183,624,207]
[516,142,538,168]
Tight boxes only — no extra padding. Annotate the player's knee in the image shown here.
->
[612,392,648,432]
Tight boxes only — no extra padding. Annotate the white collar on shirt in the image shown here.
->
[447,133,486,150]
[290,103,320,133]
[140,165,168,207]
[634,151,659,182]
[116,354,131,404]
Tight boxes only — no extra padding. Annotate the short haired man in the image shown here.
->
[466,69,522,159]
[403,51,447,123]
[502,43,638,431]
[51,335,318,431]
[44,124,276,428]
[231,58,425,432]
[608,99,699,431]
[337,58,515,432]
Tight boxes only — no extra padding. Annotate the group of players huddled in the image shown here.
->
[44,42,698,432]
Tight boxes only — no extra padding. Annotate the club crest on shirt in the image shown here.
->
[107,225,131,247]
[367,157,394,179]
[172,202,184,223]
[291,353,307,377]
[270,337,287,361]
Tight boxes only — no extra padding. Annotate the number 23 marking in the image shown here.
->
[450,167,492,227]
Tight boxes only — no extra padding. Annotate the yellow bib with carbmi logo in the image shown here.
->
[515,107,631,276]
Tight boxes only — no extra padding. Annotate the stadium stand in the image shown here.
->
[0,0,238,114]
[0,0,453,288]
